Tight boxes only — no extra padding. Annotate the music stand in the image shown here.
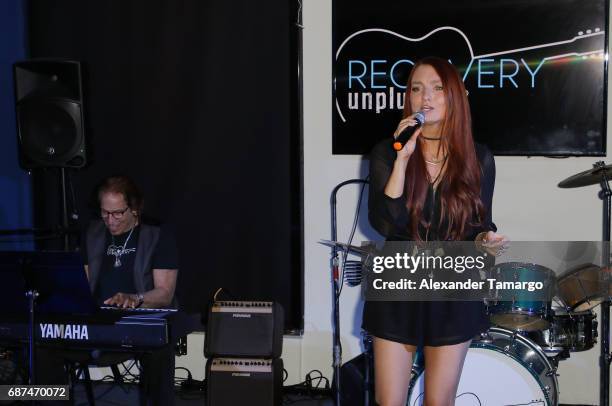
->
[0,251,93,384]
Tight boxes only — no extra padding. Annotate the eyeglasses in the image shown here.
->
[100,207,130,219]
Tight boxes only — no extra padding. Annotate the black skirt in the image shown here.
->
[362,300,489,347]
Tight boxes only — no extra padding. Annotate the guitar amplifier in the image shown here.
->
[206,357,283,406]
[205,301,283,358]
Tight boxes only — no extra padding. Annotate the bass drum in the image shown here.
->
[407,327,558,406]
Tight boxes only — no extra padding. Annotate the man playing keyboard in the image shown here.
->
[85,174,178,311]
[38,175,180,406]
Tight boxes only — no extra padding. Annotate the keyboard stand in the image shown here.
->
[25,288,38,385]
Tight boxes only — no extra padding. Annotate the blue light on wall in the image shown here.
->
[0,0,33,250]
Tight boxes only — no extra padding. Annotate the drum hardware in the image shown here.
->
[559,160,612,406]
[545,369,559,378]
[510,332,520,351]
[478,331,493,344]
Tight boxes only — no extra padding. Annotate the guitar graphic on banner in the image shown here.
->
[334,26,605,123]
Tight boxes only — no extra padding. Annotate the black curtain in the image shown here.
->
[26,0,303,331]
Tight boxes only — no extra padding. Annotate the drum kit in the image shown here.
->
[411,162,612,406]
[413,162,612,406]
[407,262,604,406]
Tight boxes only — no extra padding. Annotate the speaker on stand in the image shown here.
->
[13,59,87,250]
[14,59,86,169]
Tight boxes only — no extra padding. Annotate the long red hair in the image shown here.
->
[401,57,484,240]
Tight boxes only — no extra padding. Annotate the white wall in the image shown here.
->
[175,1,611,404]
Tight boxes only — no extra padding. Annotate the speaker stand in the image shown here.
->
[60,168,70,251]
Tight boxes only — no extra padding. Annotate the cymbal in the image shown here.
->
[318,239,374,257]
[558,162,612,188]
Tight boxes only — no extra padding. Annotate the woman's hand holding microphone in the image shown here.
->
[384,113,424,198]
[393,112,424,160]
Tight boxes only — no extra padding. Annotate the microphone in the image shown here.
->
[319,240,380,287]
[343,260,363,287]
[393,111,425,151]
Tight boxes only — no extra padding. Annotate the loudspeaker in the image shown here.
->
[205,301,283,358]
[13,59,86,169]
[206,357,283,406]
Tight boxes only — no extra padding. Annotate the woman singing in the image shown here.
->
[363,56,507,405]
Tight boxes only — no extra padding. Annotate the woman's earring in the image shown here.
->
[465,89,470,96]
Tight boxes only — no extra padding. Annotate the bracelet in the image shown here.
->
[475,231,488,243]
[135,293,145,308]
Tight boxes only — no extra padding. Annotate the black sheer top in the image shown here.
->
[368,138,497,241]
[362,138,497,347]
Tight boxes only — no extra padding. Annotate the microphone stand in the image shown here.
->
[330,179,368,406]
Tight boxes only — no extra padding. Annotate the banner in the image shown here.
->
[332,0,607,156]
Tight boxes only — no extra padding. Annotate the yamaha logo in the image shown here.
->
[39,323,89,340]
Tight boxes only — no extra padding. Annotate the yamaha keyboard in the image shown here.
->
[0,308,199,350]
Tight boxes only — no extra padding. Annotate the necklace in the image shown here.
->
[421,135,442,141]
[429,156,448,186]
[424,155,447,165]
[111,226,135,268]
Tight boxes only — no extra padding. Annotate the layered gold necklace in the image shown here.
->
[424,155,447,165]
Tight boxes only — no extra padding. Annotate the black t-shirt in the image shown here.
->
[83,224,179,305]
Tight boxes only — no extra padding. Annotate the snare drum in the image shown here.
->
[407,327,558,406]
[486,262,555,331]
[557,263,607,312]
[529,308,598,353]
